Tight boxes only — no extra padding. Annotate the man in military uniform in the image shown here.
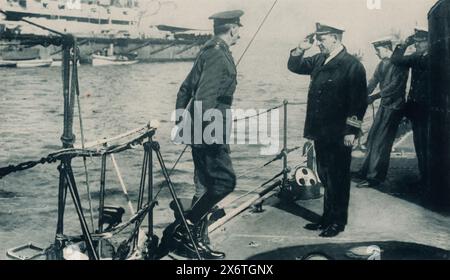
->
[391,27,430,192]
[353,38,409,188]
[288,23,368,237]
[159,10,244,259]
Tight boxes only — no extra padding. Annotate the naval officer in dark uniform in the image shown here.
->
[288,23,368,237]
[391,27,430,191]
[159,10,243,259]
[354,38,409,188]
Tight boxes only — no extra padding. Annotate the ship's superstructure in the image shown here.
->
[0,0,153,38]
[0,0,212,64]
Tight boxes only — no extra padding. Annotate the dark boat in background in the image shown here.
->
[0,45,52,67]
[1,46,39,60]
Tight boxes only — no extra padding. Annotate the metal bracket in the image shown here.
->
[7,243,46,260]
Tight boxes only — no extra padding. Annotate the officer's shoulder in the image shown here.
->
[344,52,361,64]
[201,42,227,59]
[202,39,226,51]
[344,53,365,69]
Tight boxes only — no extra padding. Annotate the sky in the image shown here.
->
[142,0,436,39]
[140,0,437,69]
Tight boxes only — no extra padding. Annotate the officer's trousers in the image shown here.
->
[359,106,403,183]
[187,144,236,224]
[314,139,352,226]
[407,101,428,185]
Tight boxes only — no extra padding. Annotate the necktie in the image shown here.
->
[322,54,330,66]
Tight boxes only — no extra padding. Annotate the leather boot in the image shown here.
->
[169,221,205,259]
[200,215,211,245]
[195,217,225,259]
[171,220,225,260]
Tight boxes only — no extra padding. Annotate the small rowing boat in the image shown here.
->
[92,54,138,66]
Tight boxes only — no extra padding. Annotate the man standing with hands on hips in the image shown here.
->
[288,23,368,237]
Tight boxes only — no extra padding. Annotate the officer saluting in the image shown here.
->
[391,27,430,192]
[288,23,368,237]
[159,10,244,259]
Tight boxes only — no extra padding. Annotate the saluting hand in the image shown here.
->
[344,135,356,147]
[405,35,415,46]
[298,33,315,51]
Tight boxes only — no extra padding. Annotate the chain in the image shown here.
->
[0,128,155,179]
[0,156,58,179]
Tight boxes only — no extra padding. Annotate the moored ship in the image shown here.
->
[0,0,211,64]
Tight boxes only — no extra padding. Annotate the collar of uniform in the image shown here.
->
[209,36,231,53]
[324,44,344,65]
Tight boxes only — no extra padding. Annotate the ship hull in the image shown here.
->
[15,58,52,68]
[0,35,207,64]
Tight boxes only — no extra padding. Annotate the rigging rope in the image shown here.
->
[235,0,279,66]
[233,104,284,123]
[73,43,95,231]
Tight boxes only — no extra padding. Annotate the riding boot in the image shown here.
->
[172,221,205,259]
[199,216,210,245]
[187,192,224,224]
[195,218,225,259]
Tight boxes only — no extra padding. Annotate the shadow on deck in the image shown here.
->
[248,241,450,260]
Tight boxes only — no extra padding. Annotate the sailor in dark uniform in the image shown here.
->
[354,38,409,188]
[288,23,368,237]
[391,27,430,190]
[159,10,243,259]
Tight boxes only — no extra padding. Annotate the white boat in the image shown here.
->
[50,60,81,67]
[92,54,138,67]
[16,59,53,68]
[0,60,17,68]
[0,58,53,68]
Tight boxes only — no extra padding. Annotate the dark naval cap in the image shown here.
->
[371,37,393,49]
[209,10,244,27]
[414,27,428,41]
[315,22,345,35]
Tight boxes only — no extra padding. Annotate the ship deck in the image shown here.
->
[206,133,450,260]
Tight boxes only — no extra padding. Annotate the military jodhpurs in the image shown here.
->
[359,106,403,183]
[314,139,352,227]
[187,144,236,224]
[194,169,207,200]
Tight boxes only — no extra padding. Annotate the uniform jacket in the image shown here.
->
[175,37,237,146]
[391,44,430,105]
[288,47,368,141]
[367,58,409,110]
